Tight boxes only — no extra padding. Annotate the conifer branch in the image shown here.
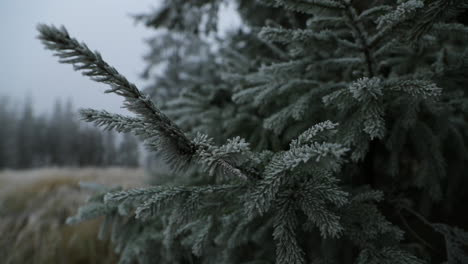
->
[193,134,253,180]
[339,0,376,77]
[271,0,345,13]
[370,0,424,46]
[248,122,348,216]
[37,24,252,180]
[37,24,196,159]
[407,0,468,41]
[259,27,334,44]
[273,197,305,264]
[79,109,145,134]
[397,210,436,251]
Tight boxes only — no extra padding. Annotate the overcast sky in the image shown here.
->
[0,0,160,115]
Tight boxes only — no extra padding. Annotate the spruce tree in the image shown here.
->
[38,1,468,263]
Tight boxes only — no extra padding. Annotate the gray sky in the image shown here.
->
[0,0,158,115]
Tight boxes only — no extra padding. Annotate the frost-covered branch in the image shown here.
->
[37,24,252,179]
[339,0,376,77]
[37,24,195,159]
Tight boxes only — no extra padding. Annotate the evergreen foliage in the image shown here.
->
[38,0,468,263]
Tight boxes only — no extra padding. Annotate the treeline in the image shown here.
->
[0,97,140,170]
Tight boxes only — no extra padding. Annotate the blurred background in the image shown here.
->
[0,1,240,263]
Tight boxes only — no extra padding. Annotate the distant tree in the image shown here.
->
[32,114,50,167]
[46,99,64,166]
[102,130,118,166]
[15,98,35,169]
[0,97,16,169]
[61,99,80,166]
[0,96,144,170]
[117,133,140,167]
[76,126,104,166]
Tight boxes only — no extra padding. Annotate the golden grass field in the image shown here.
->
[0,167,148,264]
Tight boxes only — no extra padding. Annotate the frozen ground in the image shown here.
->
[0,167,147,194]
[0,167,149,264]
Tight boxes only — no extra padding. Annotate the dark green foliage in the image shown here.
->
[38,0,468,263]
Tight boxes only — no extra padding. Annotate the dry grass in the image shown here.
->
[0,167,148,264]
